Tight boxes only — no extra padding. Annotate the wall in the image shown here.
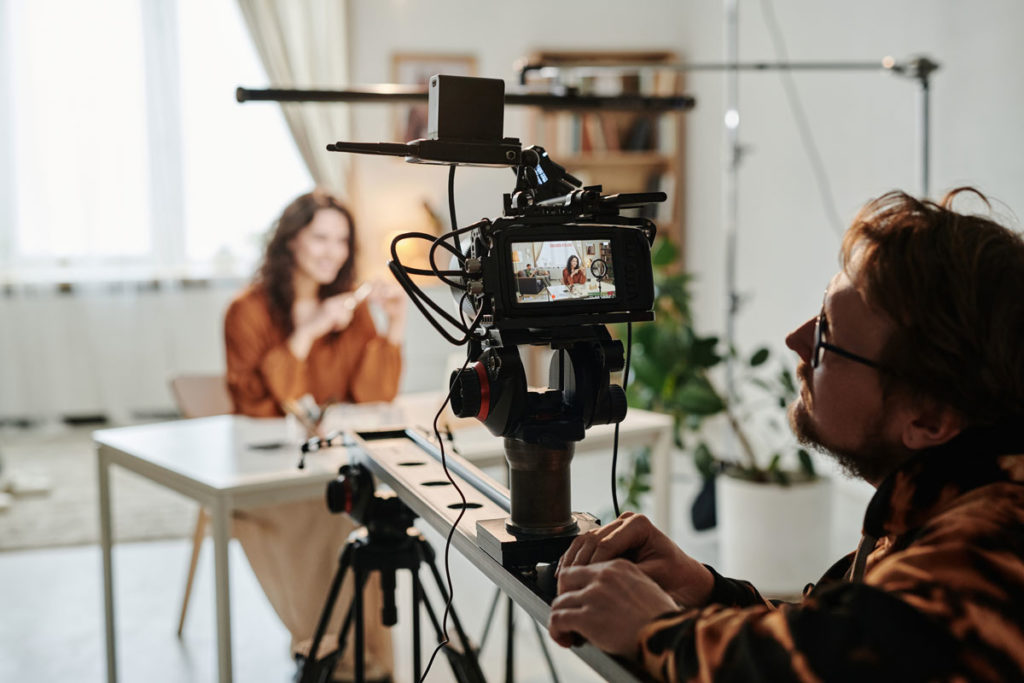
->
[675,0,1024,365]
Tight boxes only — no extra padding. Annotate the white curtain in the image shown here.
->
[235,0,352,197]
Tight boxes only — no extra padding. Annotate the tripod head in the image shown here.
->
[326,464,417,542]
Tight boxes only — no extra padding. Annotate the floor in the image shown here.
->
[0,532,619,682]
[0,424,716,683]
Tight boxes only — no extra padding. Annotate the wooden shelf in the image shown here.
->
[560,153,670,170]
[522,50,686,248]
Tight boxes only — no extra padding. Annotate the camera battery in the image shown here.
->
[428,75,504,143]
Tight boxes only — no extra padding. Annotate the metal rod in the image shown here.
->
[236,86,694,111]
[920,77,931,197]
[723,0,740,405]
[522,60,895,76]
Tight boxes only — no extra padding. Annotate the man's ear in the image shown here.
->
[901,401,964,450]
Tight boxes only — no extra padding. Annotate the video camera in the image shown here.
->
[328,74,661,566]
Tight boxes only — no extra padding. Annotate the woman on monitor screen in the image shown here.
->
[562,254,586,287]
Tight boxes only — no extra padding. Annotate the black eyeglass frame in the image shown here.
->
[812,308,884,370]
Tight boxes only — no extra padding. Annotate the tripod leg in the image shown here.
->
[531,618,561,683]
[354,566,365,683]
[412,573,423,682]
[505,597,514,683]
[307,544,354,667]
[415,540,486,683]
[419,542,477,657]
[478,587,503,650]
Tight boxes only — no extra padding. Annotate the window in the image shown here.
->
[2,0,312,280]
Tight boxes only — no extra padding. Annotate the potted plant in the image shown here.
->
[618,237,829,595]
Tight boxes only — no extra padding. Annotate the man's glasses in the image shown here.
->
[812,308,883,370]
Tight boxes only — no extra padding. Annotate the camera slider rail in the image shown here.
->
[346,427,647,683]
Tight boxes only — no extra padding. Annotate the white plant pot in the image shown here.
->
[717,474,832,596]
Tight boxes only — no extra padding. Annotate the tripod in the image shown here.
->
[295,506,485,683]
[478,588,561,683]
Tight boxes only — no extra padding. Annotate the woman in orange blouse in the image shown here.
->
[224,189,405,681]
[562,254,586,287]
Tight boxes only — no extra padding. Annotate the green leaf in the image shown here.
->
[749,347,770,367]
[798,448,816,478]
[674,380,726,415]
[694,441,716,479]
[691,336,722,368]
[779,367,797,396]
[651,237,680,267]
[749,377,772,392]
[763,454,786,485]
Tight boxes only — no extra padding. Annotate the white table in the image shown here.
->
[94,394,672,683]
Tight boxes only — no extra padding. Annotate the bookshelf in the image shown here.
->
[520,50,687,246]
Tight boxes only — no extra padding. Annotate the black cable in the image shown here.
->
[392,229,466,280]
[611,321,632,518]
[420,346,477,681]
[427,230,471,290]
[429,221,486,289]
[387,260,468,346]
[391,231,466,288]
[448,165,461,255]
[389,232,473,338]
[394,230,465,263]
[758,0,845,237]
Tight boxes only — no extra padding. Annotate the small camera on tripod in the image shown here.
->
[326,463,416,540]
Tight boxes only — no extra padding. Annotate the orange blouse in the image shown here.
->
[562,267,586,285]
[224,285,402,417]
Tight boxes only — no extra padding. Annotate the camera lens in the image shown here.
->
[326,475,354,515]
[325,464,373,523]
[449,367,482,418]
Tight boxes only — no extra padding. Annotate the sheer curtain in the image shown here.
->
[0,0,313,422]
[236,0,353,197]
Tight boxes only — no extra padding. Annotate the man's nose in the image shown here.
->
[786,317,815,363]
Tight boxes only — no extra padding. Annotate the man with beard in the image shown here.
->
[548,188,1024,680]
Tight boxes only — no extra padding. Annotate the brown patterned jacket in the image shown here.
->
[638,422,1024,681]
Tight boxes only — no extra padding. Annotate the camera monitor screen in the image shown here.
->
[511,239,616,304]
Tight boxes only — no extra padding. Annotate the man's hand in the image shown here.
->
[559,512,714,608]
[548,559,678,655]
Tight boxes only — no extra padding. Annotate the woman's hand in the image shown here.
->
[368,280,407,344]
[318,293,359,332]
[287,293,358,359]
[558,512,714,608]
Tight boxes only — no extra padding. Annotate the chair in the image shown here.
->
[168,374,233,636]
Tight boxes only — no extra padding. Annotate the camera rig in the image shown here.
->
[328,75,661,567]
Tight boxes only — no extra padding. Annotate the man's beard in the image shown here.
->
[788,364,908,484]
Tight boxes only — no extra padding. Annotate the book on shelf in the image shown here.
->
[583,113,607,153]
[600,114,622,152]
[624,116,655,151]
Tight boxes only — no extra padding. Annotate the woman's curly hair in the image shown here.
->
[255,189,357,336]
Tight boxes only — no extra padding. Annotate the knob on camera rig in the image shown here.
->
[327,74,661,568]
